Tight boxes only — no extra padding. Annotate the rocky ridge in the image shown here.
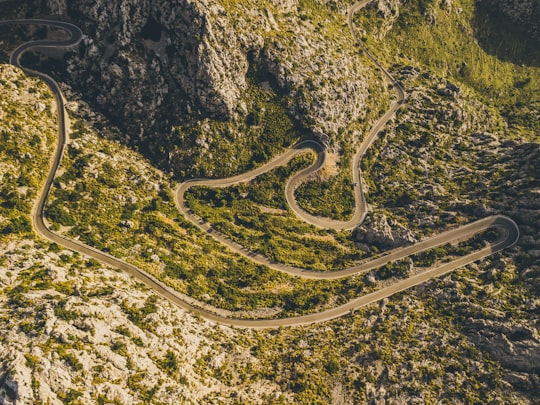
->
[0,240,287,405]
[2,235,536,404]
[364,62,540,394]
[4,0,376,177]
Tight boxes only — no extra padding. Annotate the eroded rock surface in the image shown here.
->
[5,0,373,176]
[355,213,416,250]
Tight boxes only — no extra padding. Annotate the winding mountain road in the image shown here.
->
[176,0,405,231]
[0,3,519,328]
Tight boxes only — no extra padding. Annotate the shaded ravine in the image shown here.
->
[1,4,519,328]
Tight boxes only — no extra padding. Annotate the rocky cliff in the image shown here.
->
[5,0,373,176]
[56,0,253,135]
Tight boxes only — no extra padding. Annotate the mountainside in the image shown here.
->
[4,0,382,177]
[0,0,539,403]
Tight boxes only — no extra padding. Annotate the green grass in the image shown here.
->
[355,0,539,139]
[186,153,369,271]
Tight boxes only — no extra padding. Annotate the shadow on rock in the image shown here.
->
[472,0,540,67]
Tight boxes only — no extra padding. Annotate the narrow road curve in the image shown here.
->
[1,4,520,328]
[0,20,83,248]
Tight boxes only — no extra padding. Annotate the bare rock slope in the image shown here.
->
[8,0,372,176]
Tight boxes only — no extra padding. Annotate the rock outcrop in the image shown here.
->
[466,319,540,376]
[64,0,252,129]
[355,213,416,250]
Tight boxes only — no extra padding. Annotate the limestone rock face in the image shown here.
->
[371,0,400,39]
[6,0,373,174]
[466,319,540,375]
[261,39,369,146]
[1,350,33,404]
[60,0,252,136]
[355,213,416,249]
[46,0,68,15]
[0,240,286,405]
